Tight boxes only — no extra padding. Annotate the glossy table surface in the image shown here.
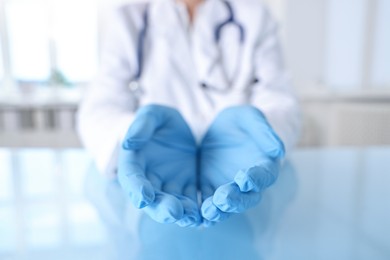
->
[0,147,389,260]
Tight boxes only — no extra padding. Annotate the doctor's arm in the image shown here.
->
[77,8,138,177]
[200,8,300,223]
[77,7,201,226]
[249,8,301,152]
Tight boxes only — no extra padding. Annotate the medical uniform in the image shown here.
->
[78,1,300,258]
[77,0,300,178]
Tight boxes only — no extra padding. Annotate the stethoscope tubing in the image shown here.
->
[129,0,246,95]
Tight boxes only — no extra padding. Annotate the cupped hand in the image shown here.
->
[117,105,201,227]
[199,106,285,224]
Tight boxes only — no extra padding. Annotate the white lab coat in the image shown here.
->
[77,0,301,177]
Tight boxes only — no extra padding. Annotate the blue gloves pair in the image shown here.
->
[117,105,285,227]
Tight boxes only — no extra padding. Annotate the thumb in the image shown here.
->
[235,106,285,159]
[122,105,174,150]
[234,158,281,192]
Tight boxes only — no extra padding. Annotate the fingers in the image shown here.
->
[141,187,200,226]
[143,192,184,223]
[201,196,231,222]
[175,196,201,227]
[234,159,280,192]
[200,162,275,222]
[212,182,262,213]
[200,184,215,203]
[200,182,262,224]
[202,219,216,227]
[165,183,201,227]
[117,150,155,208]
[200,183,230,223]
[200,184,229,225]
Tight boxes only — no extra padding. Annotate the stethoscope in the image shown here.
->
[128,0,249,97]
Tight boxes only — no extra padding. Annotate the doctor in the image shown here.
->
[77,0,300,228]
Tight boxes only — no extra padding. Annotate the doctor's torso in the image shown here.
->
[108,0,271,139]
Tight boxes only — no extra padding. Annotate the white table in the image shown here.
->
[0,147,389,260]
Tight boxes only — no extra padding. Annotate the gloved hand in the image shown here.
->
[199,106,285,224]
[117,105,201,227]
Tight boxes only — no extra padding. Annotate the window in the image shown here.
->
[284,0,390,92]
[6,1,51,84]
[0,0,98,88]
[324,0,368,90]
[1,0,388,92]
[50,1,98,84]
[370,0,390,88]
[0,40,4,84]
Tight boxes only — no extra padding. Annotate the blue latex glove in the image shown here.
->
[199,106,285,223]
[117,105,201,227]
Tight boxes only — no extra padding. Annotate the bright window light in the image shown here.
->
[0,40,4,82]
[52,0,98,83]
[324,0,368,90]
[371,0,390,88]
[6,1,51,83]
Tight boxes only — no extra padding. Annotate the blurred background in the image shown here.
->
[0,0,389,258]
[0,0,389,148]
[1,0,390,148]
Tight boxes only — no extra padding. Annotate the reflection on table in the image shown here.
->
[0,148,389,260]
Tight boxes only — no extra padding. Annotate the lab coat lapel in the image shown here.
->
[150,0,197,86]
[148,0,236,89]
[192,0,231,89]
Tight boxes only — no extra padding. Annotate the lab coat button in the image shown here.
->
[128,81,140,92]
